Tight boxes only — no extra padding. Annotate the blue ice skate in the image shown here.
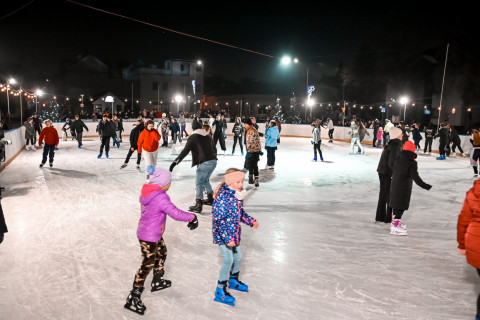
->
[214,281,235,306]
[228,272,249,292]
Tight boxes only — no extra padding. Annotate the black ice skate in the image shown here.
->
[124,287,146,315]
[151,274,172,292]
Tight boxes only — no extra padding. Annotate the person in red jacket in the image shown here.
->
[137,120,161,180]
[38,119,59,168]
[457,179,480,320]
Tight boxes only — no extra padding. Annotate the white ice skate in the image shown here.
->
[390,220,407,236]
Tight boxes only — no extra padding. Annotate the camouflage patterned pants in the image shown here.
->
[133,238,167,288]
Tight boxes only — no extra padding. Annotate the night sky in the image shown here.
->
[0,1,478,84]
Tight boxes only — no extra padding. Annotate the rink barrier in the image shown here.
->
[1,122,472,170]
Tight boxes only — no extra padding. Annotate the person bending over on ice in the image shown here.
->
[124,165,198,316]
[389,141,432,236]
[212,168,259,306]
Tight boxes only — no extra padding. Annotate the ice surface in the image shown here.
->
[0,136,477,320]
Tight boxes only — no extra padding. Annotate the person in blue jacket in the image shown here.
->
[264,120,280,169]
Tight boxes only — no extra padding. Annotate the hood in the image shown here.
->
[192,129,209,136]
[140,184,164,204]
[473,180,480,199]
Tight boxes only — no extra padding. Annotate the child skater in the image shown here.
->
[376,127,384,148]
[124,165,199,315]
[470,129,480,178]
[212,168,259,306]
[38,119,59,168]
[311,122,323,161]
[389,141,432,235]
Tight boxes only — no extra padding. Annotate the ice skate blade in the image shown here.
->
[390,230,407,236]
[214,297,235,306]
[229,286,248,292]
[151,283,171,292]
[124,303,146,315]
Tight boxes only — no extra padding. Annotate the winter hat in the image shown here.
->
[389,127,402,140]
[244,118,253,126]
[192,120,202,130]
[146,165,171,187]
[403,141,416,153]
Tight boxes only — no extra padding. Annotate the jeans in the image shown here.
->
[313,142,322,158]
[195,160,217,199]
[232,136,243,153]
[76,132,83,146]
[328,128,334,141]
[357,136,365,153]
[384,132,389,147]
[99,136,110,155]
[181,125,188,137]
[42,144,55,164]
[218,244,241,282]
[125,148,141,165]
[265,146,276,166]
[350,137,364,154]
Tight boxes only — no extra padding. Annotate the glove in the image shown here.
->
[425,184,432,190]
[246,152,251,158]
[259,151,264,156]
[187,214,198,230]
[169,161,177,172]
[311,140,314,144]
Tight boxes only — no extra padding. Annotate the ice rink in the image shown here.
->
[0,135,477,320]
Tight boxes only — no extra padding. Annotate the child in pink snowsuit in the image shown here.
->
[376,127,384,148]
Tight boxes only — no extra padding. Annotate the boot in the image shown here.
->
[124,286,146,315]
[248,174,254,184]
[313,155,317,161]
[202,193,214,206]
[189,199,203,213]
[151,274,172,292]
[214,281,235,306]
[254,176,259,187]
[229,272,249,292]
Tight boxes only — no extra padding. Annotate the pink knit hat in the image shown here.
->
[146,165,172,187]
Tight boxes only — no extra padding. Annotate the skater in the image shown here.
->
[113,115,124,144]
[32,112,43,144]
[448,124,465,157]
[411,124,422,152]
[265,119,280,169]
[24,117,36,151]
[221,114,227,139]
[213,115,226,155]
[124,165,198,315]
[376,127,384,148]
[38,119,59,168]
[375,127,403,224]
[120,119,143,171]
[71,115,89,148]
[61,118,74,141]
[389,141,432,235]
[170,118,181,144]
[97,115,116,159]
[158,114,170,147]
[212,168,259,306]
[231,116,244,155]
[357,120,370,153]
[383,119,394,147]
[470,130,480,178]
[434,123,449,160]
[311,122,323,161]
[372,119,380,147]
[275,117,282,143]
[244,118,262,187]
[424,125,435,154]
[137,120,161,180]
[326,117,334,143]
[179,112,188,138]
[169,123,218,213]
[457,178,480,320]
[348,119,364,155]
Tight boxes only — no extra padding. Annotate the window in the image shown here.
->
[152,82,158,90]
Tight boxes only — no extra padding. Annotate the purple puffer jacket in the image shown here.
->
[137,184,194,242]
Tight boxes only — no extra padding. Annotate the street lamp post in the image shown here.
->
[175,95,183,116]
[35,89,43,114]
[400,96,408,122]
[6,78,16,126]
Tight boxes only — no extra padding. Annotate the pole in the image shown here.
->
[305,66,309,122]
[437,43,449,131]
[20,89,23,124]
[36,96,38,114]
[403,103,407,122]
[6,84,10,126]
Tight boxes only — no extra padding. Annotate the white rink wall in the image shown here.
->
[1,121,472,170]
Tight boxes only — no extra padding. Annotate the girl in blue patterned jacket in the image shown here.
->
[211,168,259,306]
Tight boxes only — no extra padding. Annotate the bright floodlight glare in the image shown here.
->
[9,78,16,84]
[400,97,408,104]
[175,95,183,102]
[307,99,315,106]
[197,60,202,65]
[36,89,43,96]
[281,56,292,65]
[293,58,299,64]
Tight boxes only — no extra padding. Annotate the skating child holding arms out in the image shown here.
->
[124,165,198,315]
[212,168,259,306]
[376,127,384,148]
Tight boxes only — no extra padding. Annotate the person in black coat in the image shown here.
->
[434,123,449,160]
[411,124,422,152]
[120,119,143,170]
[71,115,89,148]
[423,125,435,154]
[212,115,226,154]
[372,119,380,147]
[448,124,465,157]
[97,115,116,158]
[389,141,432,235]
[375,127,404,224]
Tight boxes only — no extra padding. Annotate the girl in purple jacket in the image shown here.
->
[124,165,198,315]
[212,168,259,306]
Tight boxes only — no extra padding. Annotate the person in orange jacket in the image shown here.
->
[137,120,161,180]
[457,179,480,320]
[38,119,59,168]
